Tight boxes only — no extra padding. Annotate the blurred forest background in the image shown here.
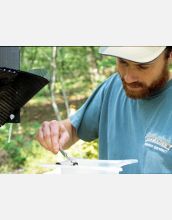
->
[0,47,115,173]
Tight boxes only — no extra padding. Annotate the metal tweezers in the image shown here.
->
[59,149,78,166]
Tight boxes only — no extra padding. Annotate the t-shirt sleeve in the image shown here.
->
[69,80,108,141]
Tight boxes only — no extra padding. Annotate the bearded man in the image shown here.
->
[36,47,172,174]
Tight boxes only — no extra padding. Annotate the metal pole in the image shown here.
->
[0,47,20,69]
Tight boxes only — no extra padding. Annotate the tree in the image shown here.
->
[50,47,61,120]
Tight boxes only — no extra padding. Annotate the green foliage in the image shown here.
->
[68,140,98,160]
[0,46,115,173]
[98,56,115,69]
[3,141,26,168]
[80,140,98,159]
[58,47,89,77]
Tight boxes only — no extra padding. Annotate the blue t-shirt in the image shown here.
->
[70,73,172,174]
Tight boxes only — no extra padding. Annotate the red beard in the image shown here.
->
[121,65,169,99]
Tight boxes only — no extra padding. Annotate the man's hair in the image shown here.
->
[165,46,172,59]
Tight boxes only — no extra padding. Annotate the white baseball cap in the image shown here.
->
[99,46,166,63]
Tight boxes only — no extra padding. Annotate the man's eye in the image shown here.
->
[119,60,128,65]
[138,65,149,70]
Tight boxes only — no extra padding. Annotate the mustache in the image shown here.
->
[121,78,145,88]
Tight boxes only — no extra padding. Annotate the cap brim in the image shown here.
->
[99,46,166,63]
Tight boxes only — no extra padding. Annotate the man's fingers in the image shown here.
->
[59,124,70,148]
[36,120,70,154]
[42,121,53,148]
[36,127,51,152]
[50,120,60,152]
[38,121,58,154]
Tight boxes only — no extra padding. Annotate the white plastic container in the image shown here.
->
[42,158,138,174]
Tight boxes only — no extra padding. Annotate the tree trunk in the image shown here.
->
[87,47,100,86]
[59,74,70,117]
[58,48,70,117]
[50,47,61,121]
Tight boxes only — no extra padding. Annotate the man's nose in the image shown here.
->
[124,68,138,84]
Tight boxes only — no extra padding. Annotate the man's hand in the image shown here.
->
[36,120,71,154]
